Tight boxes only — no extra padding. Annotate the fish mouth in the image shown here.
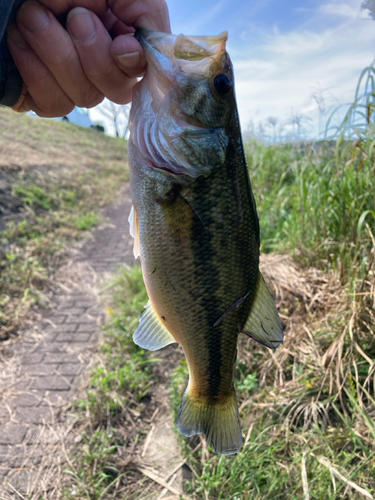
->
[135,28,228,86]
[135,28,229,129]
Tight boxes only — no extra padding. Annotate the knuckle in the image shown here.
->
[75,89,104,109]
[37,102,75,118]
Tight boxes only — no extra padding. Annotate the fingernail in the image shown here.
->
[18,1,50,33]
[7,25,28,49]
[67,8,96,43]
[115,51,141,69]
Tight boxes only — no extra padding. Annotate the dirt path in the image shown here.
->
[0,186,185,498]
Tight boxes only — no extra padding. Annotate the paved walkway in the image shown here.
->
[0,187,134,497]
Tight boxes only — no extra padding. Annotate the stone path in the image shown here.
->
[0,187,135,497]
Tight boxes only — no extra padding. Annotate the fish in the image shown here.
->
[128,28,283,455]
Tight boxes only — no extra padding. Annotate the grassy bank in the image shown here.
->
[0,108,128,340]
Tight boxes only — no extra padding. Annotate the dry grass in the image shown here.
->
[0,106,128,346]
[238,251,375,431]
[227,252,375,498]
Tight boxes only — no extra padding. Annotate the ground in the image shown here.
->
[0,185,187,498]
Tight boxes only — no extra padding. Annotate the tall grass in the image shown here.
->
[246,66,375,276]
[247,96,374,277]
[168,64,375,499]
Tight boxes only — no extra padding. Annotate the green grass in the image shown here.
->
[247,65,375,277]
[166,64,375,499]
[0,107,129,339]
[63,266,161,499]
[247,138,375,275]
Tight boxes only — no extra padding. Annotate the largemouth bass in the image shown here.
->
[128,29,283,455]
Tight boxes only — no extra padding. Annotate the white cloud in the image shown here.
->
[318,2,360,17]
[232,3,375,137]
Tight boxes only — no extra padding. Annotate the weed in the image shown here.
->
[12,184,55,210]
[70,212,102,231]
[64,266,160,499]
[167,63,375,499]
[0,106,129,340]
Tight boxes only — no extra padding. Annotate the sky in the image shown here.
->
[90,0,375,140]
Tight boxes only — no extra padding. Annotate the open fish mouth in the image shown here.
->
[136,28,228,82]
[134,28,230,120]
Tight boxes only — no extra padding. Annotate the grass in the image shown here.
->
[63,266,163,499]
[61,64,375,499]
[164,65,375,499]
[247,65,375,278]
[0,107,129,341]
[247,137,374,277]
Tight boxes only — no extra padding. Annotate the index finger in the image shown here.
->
[108,0,171,33]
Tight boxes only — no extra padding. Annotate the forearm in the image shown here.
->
[0,0,25,106]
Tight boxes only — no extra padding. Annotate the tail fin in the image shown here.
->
[177,388,242,455]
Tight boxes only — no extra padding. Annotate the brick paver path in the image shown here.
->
[0,186,134,497]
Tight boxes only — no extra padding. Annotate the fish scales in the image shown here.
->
[128,28,283,454]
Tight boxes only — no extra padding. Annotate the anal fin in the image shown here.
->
[242,272,284,349]
[133,301,176,351]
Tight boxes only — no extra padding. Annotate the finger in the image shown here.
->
[7,24,75,116]
[110,34,146,78]
[99,8,135,36]
[108,0,171,33]
[37,0,107,16]
[16,1,103,108]
[67,8,143,104]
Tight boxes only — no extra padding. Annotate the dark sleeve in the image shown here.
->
[0,0,27,107]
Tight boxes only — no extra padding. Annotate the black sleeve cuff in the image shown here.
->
[0,0,26,107]
[0,40,23,107]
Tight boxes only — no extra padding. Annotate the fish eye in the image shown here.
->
[213,74,233,95]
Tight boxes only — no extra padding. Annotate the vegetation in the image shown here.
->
[61,64,375,499]
[63,266,162,499]
[166,64,375,499]
[0,107,128,340]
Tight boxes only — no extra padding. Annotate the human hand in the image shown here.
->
[7,0,170,116]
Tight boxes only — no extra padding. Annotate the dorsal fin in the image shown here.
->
[242,272,284,349]
[133,301,176,351]
[128,205,140,259]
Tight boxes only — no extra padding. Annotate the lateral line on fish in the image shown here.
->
[213,291,250,327]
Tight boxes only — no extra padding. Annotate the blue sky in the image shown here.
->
[91,0,375,140]
[167,0,375,139]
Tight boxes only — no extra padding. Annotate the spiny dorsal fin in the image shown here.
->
[133,301,176,351]
[128,205,140,259]
[242,272,284,349]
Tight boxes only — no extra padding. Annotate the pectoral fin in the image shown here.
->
[128,205,140,259]
[133,301,176,351]
[242,272,283,349]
